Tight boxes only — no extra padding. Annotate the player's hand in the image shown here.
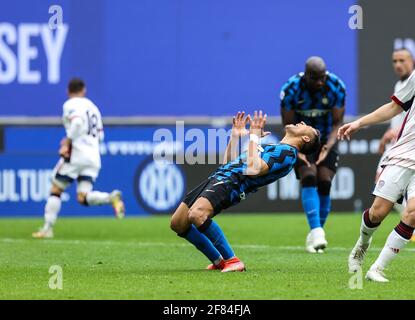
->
[59,138,72,160]
[316,145,330,165]
[337,120,361,141]
[378,140,386,155]
[378,128,399,154]
[231,111,250,138]
[249,110,267,137]
[298,152,311,167]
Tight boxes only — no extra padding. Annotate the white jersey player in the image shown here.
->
[33,78,125,239]
[376,49,414,213]
[338,69,415,282]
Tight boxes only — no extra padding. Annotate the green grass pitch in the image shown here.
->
[1,212,415,300]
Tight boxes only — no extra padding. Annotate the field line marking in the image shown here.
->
[3,237,415,252]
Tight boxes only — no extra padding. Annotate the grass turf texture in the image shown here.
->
[1,213,414,300]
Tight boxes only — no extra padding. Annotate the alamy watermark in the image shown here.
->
[349,5,363,30]
[348,267,363,290]
[152,121,232,165]
[49,5,63,30]
[48,265,63,290]
[151,120,265,174]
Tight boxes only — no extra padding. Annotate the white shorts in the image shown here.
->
[376,153,387,176]
[373,165,415,202]
[376,143,393,176]
[52,158,100,192]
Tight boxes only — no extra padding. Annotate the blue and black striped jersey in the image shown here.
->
[280,72,346,143]
[210,143,297,206]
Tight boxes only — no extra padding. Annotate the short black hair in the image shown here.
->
[68,78,85,94]
[300,130,321,155]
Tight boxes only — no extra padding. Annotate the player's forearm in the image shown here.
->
[358,102,402,128]
[223,136,240,164]
[326,123,341,149]
[246,140,262,176]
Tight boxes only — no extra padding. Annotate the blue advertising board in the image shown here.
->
[0,126,165,216]
[0,0,357,117]
[0,122,390,215]
[0,124,282,216]
[1,124,255,216]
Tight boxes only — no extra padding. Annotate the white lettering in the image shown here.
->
[0,23,68,84]
[279,172,300,200]
[0,23,17,84]
[41,24,68,83]
[331,167,355,199]
[18,23,41,83]
[0,169,57,202]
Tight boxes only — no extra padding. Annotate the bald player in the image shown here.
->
[280,56,346,253]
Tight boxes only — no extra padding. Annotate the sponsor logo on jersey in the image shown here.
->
[295,109,330,118]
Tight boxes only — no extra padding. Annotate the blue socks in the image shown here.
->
[178,225,221,263]
[319,194,331,227]
[302,187,321,229]
[198,219,235,260]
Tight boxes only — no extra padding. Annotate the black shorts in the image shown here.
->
[294,145,339,179]
[183,177,240,215]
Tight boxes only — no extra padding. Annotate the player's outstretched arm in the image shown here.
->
[223,111,250,164]
[337,101,402,140]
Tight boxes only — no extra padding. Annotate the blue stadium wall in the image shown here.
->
[0,0,357,116]
[1,1,372,216]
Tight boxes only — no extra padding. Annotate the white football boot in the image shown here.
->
[306,231,317,253]
[348,238,372,273]
[366,265,389,282]
[110,190,125,219]
[32,227,54,239]
[311,227,328,251]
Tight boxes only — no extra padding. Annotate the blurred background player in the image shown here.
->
[280,56,346,253]
[376,48,415,215]
[32,78,125,239]
[339,69,415,282]
[170,111,320,272]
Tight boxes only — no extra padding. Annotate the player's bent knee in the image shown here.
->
[403,202,415,225]
[170,216,185,233]
[317,180,331,195]
[50,184,64,196]
[77,193,88,206]
[188,207,208,227]
[403,211,415,226]
[370,202,390,222]
[301,174,317,187]
[170,217,180,232]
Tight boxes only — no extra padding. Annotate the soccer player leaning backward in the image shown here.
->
[170,111,321,272]
[339,70,415,282]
